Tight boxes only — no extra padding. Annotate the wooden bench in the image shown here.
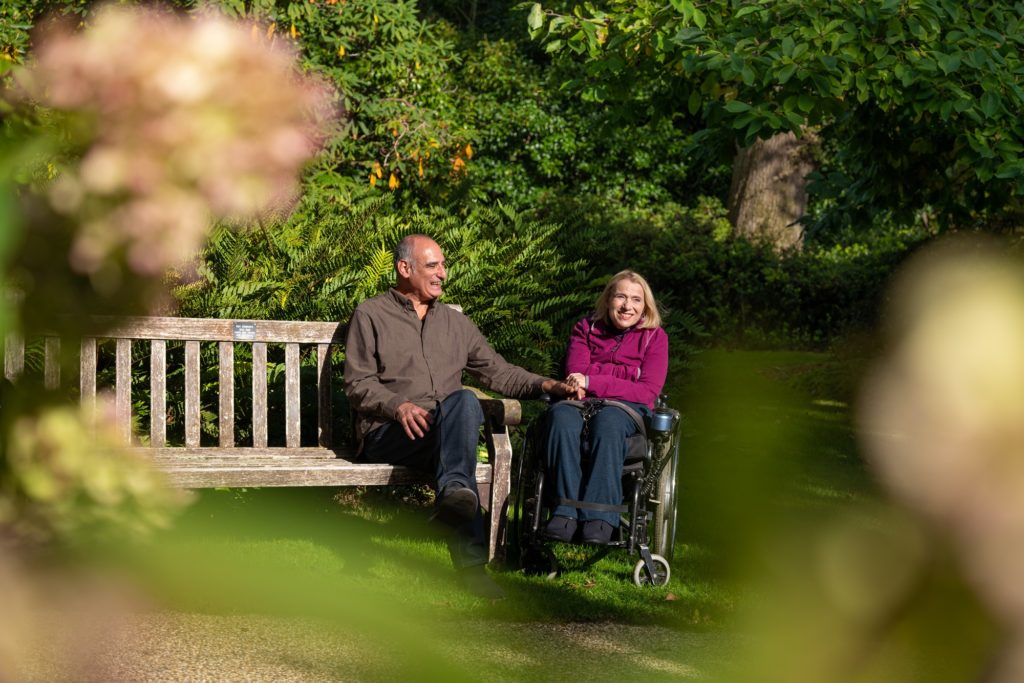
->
[3,315,519,561]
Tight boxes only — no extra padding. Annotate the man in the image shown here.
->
[344,234,577,598]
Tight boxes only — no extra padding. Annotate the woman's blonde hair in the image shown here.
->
[594,270,662,330]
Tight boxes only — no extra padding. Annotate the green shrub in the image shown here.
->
[536,194,924,349]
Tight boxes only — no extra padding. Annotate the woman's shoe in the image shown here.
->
[581,520,614,544]
[542,515,577,542]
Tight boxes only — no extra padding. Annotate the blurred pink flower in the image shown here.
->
[16,4,333,277]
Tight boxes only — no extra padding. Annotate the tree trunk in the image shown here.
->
[727,130,817,252]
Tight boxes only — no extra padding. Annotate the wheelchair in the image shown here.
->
[507,395,681,586]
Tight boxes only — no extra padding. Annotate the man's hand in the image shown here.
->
[541,378,584,400]
[396,401,433,439]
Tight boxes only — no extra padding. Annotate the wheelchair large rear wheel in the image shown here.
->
[651,444,679,560]
[507,425,543,567]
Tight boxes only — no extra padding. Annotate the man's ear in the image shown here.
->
[396,259,412,278]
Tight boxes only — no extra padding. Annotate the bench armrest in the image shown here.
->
[478,397,522,428]
[462,385,522,428]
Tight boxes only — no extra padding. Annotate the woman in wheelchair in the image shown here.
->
[543,270,669,544]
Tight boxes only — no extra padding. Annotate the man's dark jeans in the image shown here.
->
[360,389,487,567]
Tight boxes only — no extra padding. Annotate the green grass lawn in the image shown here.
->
[133,351,868,615]
[93,349,904,680]
[98,349,1008,681]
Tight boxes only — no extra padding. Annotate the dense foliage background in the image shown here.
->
[4,7,1024,678]
[4,0,1021,359]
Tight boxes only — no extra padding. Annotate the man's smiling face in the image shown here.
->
[399,237,447,304]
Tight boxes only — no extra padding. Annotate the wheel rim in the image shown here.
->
[633,554,670,587]
[652,448,678,559]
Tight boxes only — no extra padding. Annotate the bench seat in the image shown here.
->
[140,448,494,489]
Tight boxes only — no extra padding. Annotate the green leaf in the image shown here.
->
[980,91,1000,118]
[940,100,954,120]
[732,112,756,129]
[688,89,702,115]
[784,110,805,128]
[544,39,563,53]
[994,161,1023,179]
[937,52,961,74]
[777,63,797,84]
[672,27,705,44]
[736,5,762,18]
[692,8,707,28]
[724,100,752,113]
[527,3,544,31]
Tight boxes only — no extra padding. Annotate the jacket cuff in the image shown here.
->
[385,395,407,419]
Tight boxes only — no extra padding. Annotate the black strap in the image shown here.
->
[557,497,628,513]
[559,399,647,437]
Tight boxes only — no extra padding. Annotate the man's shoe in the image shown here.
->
[432,485,478,527]
[581,520,614,544]
[542,515,577,542]
[460,565,506,601]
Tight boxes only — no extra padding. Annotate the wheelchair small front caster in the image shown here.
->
[633,554,670,587]
[522,544,559,580]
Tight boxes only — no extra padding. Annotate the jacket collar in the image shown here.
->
[388,287,440,313]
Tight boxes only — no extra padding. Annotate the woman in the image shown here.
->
[543,270,670,544]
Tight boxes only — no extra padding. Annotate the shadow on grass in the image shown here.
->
[113,484,732,632]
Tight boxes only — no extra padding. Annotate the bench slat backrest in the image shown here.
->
[5,330,23,381]
[6,316,346,449]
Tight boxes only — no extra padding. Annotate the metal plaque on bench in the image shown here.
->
[233,321,257,341]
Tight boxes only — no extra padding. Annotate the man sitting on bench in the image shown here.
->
[344,233,578,599]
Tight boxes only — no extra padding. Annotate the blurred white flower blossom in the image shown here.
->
[15,4,332,278]
[859,238,1024,672]
[2,399,191,545]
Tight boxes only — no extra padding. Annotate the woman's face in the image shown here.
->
[607,279,646,330]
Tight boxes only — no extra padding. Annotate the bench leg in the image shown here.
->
[488,430,512,564]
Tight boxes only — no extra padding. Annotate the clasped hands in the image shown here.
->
[542,375,585,401]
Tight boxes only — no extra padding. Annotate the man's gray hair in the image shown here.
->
[393,233,432,272]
